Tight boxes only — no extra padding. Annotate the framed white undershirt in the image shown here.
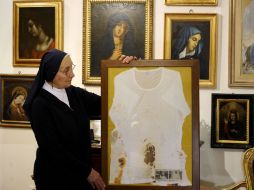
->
[109,68,191,185]
[42,81,70,107]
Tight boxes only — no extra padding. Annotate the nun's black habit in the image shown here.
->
[23,49,101,190]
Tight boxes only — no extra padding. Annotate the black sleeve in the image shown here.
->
[74,87,101,117]
[31,98,92,178]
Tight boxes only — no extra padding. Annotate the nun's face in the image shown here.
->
[53,55,75,89]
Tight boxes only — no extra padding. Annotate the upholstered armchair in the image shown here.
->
[222,147,254,190]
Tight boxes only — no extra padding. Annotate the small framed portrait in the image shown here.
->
[0,74,35,128]
[13,0,63,67]
[101,59,200,189]
[83,0,153,85]
[164,13,217,88]
[229,0,254,87]
[165,0,217,6]
[211,93,254,149]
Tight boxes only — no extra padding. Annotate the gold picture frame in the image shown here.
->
[211,93,254,149]
[0,74,35,128]
[165,0,217,6]
[13,0,63,67]
[164,13,217,88]
[101,59,200,189]
[229,0,254,87]
[83,0,153,85]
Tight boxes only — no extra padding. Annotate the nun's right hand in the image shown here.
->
[87,168,106,190]
[119,55,138,64]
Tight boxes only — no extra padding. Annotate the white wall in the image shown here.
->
[0,0,251,189]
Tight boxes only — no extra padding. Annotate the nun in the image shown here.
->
[23,49,105,190]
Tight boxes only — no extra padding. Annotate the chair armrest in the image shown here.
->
[221,181,246,190]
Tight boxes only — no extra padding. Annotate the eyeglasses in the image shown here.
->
[58,63,76,76]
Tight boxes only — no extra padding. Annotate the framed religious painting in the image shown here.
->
[83,0,153,85]
[0,74,35,128]
[165,0,217,6]
[101,59,200,189]
[164,13,217,88]
[211,93,254,149]
[229,0,254,87]
[13,0,63,67]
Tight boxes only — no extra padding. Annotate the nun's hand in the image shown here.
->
[119,55,138,64]
[87,168,106,190]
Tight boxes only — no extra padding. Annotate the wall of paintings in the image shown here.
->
[0,0,253,189]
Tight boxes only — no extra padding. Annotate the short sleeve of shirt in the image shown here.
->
[109,75,127,127]
[162,70,190,120]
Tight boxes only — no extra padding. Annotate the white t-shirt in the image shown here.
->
[109,67,191,186]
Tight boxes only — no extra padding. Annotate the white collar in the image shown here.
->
[42,81,70,107]
[179,47,196,59]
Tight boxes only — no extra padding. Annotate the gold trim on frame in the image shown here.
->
[164,13,217,88]
[83,0,153,85]
[13,0,64,67]
[0,74,35,128]
[165,0,217,6]
[211,93,254,149]
[216,99,250,145]
[229,0,254,87]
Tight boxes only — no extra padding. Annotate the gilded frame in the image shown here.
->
[83,0,153,85]
[101,59,200,189]
[164,13,217,88]
[165,0,217,6]
[222,147,254,189]
[13,0,63,67]
[242,148,254,189]
[0,74,35,128]
[229,0,254,87]
[211,93,254,149]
